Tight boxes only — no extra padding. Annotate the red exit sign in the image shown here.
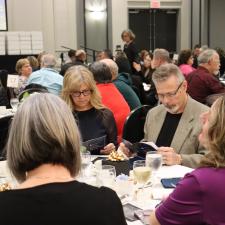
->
[150,0,161,8]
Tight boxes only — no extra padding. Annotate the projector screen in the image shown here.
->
[0,0,7,31]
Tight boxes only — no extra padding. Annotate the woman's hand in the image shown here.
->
[133,62,141,72]
[100,143,115,155]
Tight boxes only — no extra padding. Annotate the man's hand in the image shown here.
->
[157,147,182,165]
[119,142,135,158]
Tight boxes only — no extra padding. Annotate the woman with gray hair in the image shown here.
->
[0,93,126,225]
[121,29,140,73]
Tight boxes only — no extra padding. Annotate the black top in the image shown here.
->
[74,108,117,154]
[123,41,139,73]
[0,180,127,225]
[60,60,86,76]
[156,112,182,147]
[0,87,10,108]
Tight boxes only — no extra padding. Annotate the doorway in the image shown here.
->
[129,9,178,53]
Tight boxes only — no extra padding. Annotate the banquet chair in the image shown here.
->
[0,115,13,160]
[18,84,48,102]
[205,93,225,107]
[122,105,152,143]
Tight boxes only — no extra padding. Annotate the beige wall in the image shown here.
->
[7,0,77,54]
[111,0,128,53]
[6,0,198,55]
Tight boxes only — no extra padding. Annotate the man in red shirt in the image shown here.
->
[186,49,225,104]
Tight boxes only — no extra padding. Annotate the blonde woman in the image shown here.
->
[15,58,32,93]
[61,65,117,155]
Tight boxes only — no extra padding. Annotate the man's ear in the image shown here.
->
[208,58,213,66]
[183,80,188,91]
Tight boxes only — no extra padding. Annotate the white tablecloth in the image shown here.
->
[126,165,193,224]
[0,160,194,224]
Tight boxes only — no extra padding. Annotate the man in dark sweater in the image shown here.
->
[186,49,225,104]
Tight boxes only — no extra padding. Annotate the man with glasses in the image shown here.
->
[122,64,208,168]
[187,49,225,104]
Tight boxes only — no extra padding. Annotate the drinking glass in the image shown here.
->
[133,160,151,190]
[97,165,116,188]
[145,151,162,186]
[10,98,19,112]
[81,151,91,177]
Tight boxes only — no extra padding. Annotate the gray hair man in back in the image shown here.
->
[101,58,141,110]
[27,53,63,95]
[151,48,170,69]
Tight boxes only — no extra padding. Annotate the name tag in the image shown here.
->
[7,74,19,88]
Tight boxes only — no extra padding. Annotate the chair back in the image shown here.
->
[18,86,48,102]
[0,115,13,160]
[122,105,152,143]
[205,93,225,106]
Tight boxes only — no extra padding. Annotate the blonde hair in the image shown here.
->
[61,65,104,111]
[15,58,30,74]
[6,93,81,182]
[200,96,225,168]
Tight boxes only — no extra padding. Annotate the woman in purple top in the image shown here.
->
[150,96,225,225]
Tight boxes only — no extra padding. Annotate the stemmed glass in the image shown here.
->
[145,151,162,187]
[133,160,151,190]
[10,98,19,112]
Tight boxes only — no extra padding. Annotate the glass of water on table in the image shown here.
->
[81,150,91,178]
[10,98,19,112]
[145,151,162,187]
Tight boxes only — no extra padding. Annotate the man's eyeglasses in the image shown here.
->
[71,90,93,97]
[156,81,183,100]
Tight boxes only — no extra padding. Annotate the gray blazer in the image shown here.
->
[144,96,209,168]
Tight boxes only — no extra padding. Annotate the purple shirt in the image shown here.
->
[186,66,225,104]
[156,167,225,225]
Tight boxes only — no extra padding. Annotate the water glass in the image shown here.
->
[146,151,162,186]
[146,151,162,172]
[81,151,91,177]
[97,165,116,188]
[10,98,19,112]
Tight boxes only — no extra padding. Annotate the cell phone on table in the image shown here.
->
[134,209,152,225]
[123,203,141,222]
[161,178,181,188]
